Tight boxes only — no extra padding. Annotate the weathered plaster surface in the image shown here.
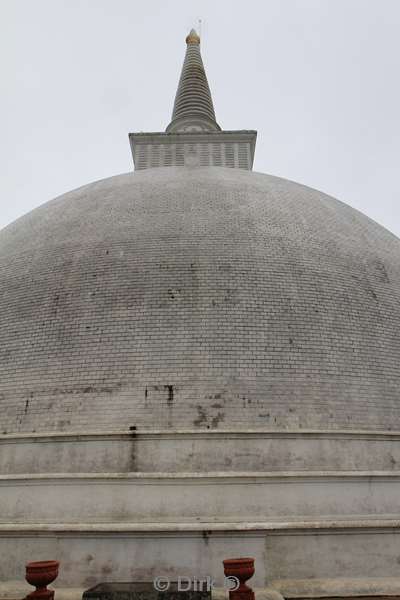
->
[1,168,400,434]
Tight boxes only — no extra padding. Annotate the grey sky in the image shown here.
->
[1,0,399,235]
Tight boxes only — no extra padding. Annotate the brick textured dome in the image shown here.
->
[1,167,400,434]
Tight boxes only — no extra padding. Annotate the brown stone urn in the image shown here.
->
[223,557,255,600]
[25,561,59,600]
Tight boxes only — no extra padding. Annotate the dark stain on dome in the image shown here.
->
[165,385,174,406]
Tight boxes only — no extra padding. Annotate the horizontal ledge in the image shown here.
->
[271,578,400,598]
[1,519,400,534]
[2,428,400,444]
[2,581,400,600]
[129,130,257,138]
[1,471,400,484]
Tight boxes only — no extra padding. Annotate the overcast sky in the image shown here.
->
[1,0,399,235]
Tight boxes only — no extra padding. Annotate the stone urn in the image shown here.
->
[223,557,255,600]
[25,561,59,600]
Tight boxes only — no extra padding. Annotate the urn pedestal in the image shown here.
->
[25,561,59,600]
[223,558,255,600]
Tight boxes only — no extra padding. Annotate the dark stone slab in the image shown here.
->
[82,582,211,600]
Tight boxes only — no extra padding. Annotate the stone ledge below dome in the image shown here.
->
[1,471,400,524]
[1,518,400,534]
[270,578,400,599]
[3,581,400,600]
[4,583,400,600]
[2,429,400,475]
[1,526,400,587]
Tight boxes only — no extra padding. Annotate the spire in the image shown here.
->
[129,28,257,171]
[166,29,221,133]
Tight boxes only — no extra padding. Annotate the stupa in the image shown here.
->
[1,29,400,596]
